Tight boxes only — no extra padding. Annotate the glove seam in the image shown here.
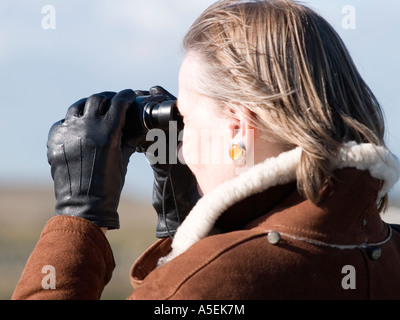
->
[61,144,72,197]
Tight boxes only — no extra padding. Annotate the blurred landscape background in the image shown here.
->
[1,0,399,299]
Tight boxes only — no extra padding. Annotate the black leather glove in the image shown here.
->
[128,86,201,238]
[47,90,136,230]
[151,157,201,238]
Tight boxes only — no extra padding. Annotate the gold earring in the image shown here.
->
[229,135,246,165]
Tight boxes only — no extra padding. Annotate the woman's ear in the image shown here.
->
[238,107,255,152]
[226,106,255,167]
[226,105,254,138]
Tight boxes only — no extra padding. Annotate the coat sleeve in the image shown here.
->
[12,215,115,300]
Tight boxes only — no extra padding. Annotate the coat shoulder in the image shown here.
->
[129,229,274,300]
[130,224,400,300]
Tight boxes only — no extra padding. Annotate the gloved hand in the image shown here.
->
[151,157,201,238]
[129,86,201,238]
[47,90,137,230]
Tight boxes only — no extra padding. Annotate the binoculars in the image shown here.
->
[125,92,183,137]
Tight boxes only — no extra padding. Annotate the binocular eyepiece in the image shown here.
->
[124,93,183,137]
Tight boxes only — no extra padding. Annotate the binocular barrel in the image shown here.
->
[142,98,182,132]
[125,94,183,137]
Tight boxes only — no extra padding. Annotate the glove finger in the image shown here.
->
[46,119,66,166]
[107,89,137,128]
[149,86,177,100]
[83,92,116,118]
[65,98,87,119]
[134,90,150,96]
[47,119,64,145]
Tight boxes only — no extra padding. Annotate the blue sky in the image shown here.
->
[0,0,399,203]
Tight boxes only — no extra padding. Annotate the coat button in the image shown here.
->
[367,247,382,260]
[267,231,281,245]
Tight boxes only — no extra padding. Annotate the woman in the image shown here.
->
[13,0,400,299]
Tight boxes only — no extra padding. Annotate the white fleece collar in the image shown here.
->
[158,142,400,266]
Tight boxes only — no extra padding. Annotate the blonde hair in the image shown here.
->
[183,0,387,206]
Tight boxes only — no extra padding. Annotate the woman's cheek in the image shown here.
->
[180,127,200,167]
